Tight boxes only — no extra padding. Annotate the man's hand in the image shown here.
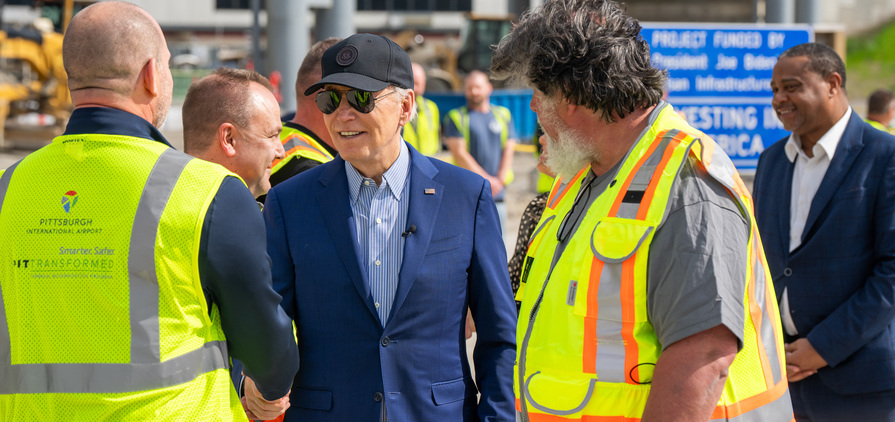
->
[242,376,291,421]
[465,310,476,339]
[487,176,504,196]
[785,338,827,382]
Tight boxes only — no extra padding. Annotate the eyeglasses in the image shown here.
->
[315,89,396,114]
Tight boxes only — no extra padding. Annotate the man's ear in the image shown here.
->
[564,100,578,118]
[218,122,238,157]
[141,58,160,98]
[826,72,843,97]
[398,90,415,126]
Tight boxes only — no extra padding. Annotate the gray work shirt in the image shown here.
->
[444,107,516,201]
[551,133,749,351]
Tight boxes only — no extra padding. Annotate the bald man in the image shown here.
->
[0,2,298,421]
[445,70,516,231]
[403,63,441,156]
[183,67,285,202]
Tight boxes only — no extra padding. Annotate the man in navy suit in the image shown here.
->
[754,42,895,421]
[248,34,516,421]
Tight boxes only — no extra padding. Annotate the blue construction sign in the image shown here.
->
[641,24,813,172]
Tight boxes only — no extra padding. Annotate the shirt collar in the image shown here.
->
[346,141,411,204]
[784,107,852,163]
[63,107,172,148]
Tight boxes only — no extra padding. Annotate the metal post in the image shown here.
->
[765,0,795,23]
[507,0,525,17]
[251,0,263,75]
[796,0,820,24]
[63,0,75,32]
[316,0,356,41]
[267,0,308,112]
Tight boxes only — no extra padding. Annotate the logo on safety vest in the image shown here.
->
[61,190,78,213]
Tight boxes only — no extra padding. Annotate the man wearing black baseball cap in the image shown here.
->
[252,34,516,422]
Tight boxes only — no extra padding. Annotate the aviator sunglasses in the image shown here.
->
[316,89,396,114]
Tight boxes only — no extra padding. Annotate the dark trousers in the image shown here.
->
[791,375,895,421]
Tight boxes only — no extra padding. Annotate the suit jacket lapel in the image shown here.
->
[387,147,443,325]
[316,157,381,323]
[801,111,864,244]
[780,155,795,257]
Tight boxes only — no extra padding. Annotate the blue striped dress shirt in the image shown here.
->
[346,142,411,326]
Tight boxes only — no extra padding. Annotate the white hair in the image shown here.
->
[392,86,418,122]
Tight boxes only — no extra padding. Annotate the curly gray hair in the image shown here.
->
[491,0,666,123]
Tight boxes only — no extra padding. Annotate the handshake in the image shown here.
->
[241,375,292,421]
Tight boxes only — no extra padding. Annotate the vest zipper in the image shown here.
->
[518,265,555,421]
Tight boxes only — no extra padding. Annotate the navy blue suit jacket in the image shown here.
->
[753,111,895,395]
[263,144,517,421]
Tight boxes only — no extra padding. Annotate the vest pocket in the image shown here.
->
[590,218,654,264]
[523,369,653,418]
[524,370,596,415]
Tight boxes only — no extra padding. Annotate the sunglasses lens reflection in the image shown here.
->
[316,91,340,114]
[352,91,373,113]
[316,90,386,115]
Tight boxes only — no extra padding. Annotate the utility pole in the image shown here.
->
[315,0,356,41]
[251,0,263,75]
[266,0,308,112]
[765,0,795,23]
[796,0,819,24]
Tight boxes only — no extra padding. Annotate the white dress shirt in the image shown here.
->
[780,107,852,336]
[346,142,411,326]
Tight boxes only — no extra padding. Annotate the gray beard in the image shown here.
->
[543,127,598,179]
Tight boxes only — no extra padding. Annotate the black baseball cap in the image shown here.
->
[304,33,414,96]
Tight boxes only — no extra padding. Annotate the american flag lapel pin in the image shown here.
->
[424,188,436,195]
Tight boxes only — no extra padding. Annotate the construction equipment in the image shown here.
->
[389,29,461,92]
[0,0,91,149]
[455,14,514,77]
[388,13,515,92]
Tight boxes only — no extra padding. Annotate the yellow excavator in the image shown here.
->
[0,0,90,149]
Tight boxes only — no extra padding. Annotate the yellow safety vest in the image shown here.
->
[537,171,554,194]
[271,123,334,179]
[404,96,441,156]
[515,105,791,421]
[448,105,515,184]
[532,126,554,193]
[864,118,895,134]
[534,146,554,194]
[0,134,247,421]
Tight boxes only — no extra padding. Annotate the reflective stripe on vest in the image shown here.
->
[405,97,440,156]
[516,392,796,422]
[0,159,20,218]
[271,125,333,176]
[0,149,229,394]
[515,104,791,421]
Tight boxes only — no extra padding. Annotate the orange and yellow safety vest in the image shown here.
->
[515,105,792,421]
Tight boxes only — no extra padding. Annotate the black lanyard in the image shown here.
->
[556,174,597,244]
